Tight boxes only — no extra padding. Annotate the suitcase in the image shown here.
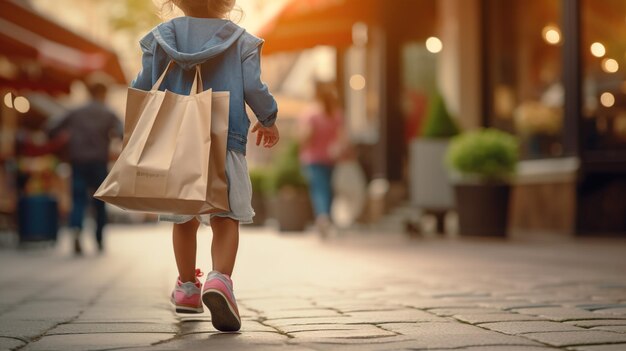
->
[18,195,59,243]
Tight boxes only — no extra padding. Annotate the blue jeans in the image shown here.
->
[304,164,334,217]
[70,162,108,244]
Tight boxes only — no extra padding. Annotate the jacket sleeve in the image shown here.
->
[130,34,155,90]
[242,44,278,127]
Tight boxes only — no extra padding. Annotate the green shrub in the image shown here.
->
[249,168,271,196]
[421,91,460,138]
[446,128,518,181]
[266,141,308,194]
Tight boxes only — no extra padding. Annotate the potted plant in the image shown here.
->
[266,142,312,232]
[446,128,518,237]
[409,91,460,233]
[248,168,270,226]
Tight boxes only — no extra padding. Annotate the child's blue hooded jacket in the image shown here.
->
[131,17,278,154]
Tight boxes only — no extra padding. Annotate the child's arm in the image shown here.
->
[130,36,155,90]
[242,46,278,130]
[251,122,279,148]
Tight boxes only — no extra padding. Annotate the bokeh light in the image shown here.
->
[542,25,561,45]
[602,58,619,73]
[13,96,30,113]
[600,92,615,108]
[590,42,606,57]
[349,74,366,91]
[425,36,443,54]
[3,92,13,108]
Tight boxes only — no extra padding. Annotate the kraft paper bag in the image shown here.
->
[95,62,230,215]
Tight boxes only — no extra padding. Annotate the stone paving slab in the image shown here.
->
[295,341,560,351]
[0,320,59,341]
[312,299,405,312]
[480,321,585,334]
[454,312,547,324]
[569,344,626,351]
[289,324,396,339]
[346,309,448,323]
[523,330,626,347]
[256,308,342,319]
[47,322,180,335]
[379,322,543,348]
[0,337,26,351]
[591,325,626,333]
[1,301,83,321]
[565,320,626,328]
[180,320,278,334]
[241,298,317,312]
[573,303,626,311]
[390,297,479,309]
[430,347,561,351]
[515,307,626,322]
[477,301,560,311]
[264,316,358,328]
[130,331,291,351]
[428,307,503,316]
[594,308,626,316]
[278,323,376,334]
[75,306,177,324]
[23,333,176,351]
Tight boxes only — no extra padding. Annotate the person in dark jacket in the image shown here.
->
[50,81,122,255]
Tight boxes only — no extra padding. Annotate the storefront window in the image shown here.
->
[485,0,564,159]
[581,0,626,152]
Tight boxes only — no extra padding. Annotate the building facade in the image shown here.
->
[263,0,626,235]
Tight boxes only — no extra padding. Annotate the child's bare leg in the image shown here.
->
[210,217,239,276]
[173,219,200,282]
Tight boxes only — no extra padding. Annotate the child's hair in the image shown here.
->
[159,0,241,21]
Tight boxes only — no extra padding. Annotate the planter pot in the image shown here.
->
[409,139,455,233]
[409,139,455,210]
[271,186,312,232]
[454,183,511,237]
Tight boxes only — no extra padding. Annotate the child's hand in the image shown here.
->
[251,121,280,148]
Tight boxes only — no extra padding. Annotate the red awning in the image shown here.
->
[258,0,378,55]
[0,0,126,94]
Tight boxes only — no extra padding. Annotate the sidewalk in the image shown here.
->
[1,224,626,351]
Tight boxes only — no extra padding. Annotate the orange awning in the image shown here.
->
[258,0,378,55]
[0,0,126,94]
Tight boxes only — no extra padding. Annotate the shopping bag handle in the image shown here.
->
[190,65,204,94]
[151,61,204,95]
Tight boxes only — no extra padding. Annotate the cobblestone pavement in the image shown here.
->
[1,224,626,351]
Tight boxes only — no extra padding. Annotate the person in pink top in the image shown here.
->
[299,82,344,234]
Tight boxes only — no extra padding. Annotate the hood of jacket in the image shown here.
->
[151,17,245,70]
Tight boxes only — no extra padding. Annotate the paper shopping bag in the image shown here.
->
[95,62,230,215]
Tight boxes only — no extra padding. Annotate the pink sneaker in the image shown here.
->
[202,271,241,331]
[170,269,204,314]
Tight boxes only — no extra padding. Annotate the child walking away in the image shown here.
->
[131,0,279,332]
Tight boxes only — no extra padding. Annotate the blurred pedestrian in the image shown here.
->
[49,81,122,255]
[299,81,345,235]
[130,0,278,332]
